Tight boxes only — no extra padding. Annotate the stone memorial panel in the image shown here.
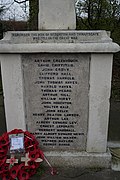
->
[0,0,119,167]
[22,53,89,151]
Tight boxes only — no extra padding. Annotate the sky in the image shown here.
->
[0,0,29,21]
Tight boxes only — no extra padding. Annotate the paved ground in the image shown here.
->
[32,168,120,180]
[0,168,120,180]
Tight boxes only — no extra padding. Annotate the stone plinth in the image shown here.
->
[0,30,120,168]
[38,0,76,30]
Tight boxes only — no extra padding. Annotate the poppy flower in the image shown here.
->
[24,138,33,149]
[32,139,38,146]
[0,163,9,174]
[18,170,30,180]
[28,160,36,169]
[10,165,20,179]
[25,141,38,151]
[0,134,9,147]
[29,151,40,161]
[4,163,9,170]
[18,163,26,171]
[0,150,8,158]
[29,145,36,153]
[0,146,7,154]
[28,160,40,169]
[2,145,9,152]
[0,156,6,167]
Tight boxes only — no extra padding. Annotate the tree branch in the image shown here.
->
[77,16,91,29]
[14,0,28,4]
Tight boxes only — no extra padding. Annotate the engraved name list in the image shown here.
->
[22,54,89,151]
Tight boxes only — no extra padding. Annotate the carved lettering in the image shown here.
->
[22,53,89,150]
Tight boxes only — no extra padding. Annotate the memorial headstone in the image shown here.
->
[0,0,120,168]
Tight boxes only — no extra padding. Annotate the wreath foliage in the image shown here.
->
[0,129,44,180]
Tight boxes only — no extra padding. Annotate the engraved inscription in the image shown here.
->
[22,54,90,151]
[10,31,106,44]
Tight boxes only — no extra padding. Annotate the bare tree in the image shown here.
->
[0,0,29,21]
[76,0,120,30]
[14,0,38,30]
[13,0,29,16]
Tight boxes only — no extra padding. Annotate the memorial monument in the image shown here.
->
[0,0,120,168]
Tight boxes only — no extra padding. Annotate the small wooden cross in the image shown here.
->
[21,153,30,166]
[21,153,43,166]
[6,154,18,165]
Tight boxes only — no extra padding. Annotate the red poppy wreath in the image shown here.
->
[0,129,44,180]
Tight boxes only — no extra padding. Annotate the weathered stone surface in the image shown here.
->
[87,54,113,153]
[22,53,90,151]
[44,150,111,168]
[0,43,119,54]
[38,0,76,30]
[0,54,26,131]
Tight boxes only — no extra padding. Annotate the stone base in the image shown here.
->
[44,150,111,168]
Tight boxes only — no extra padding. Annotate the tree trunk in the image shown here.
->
[28,0,39,30]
